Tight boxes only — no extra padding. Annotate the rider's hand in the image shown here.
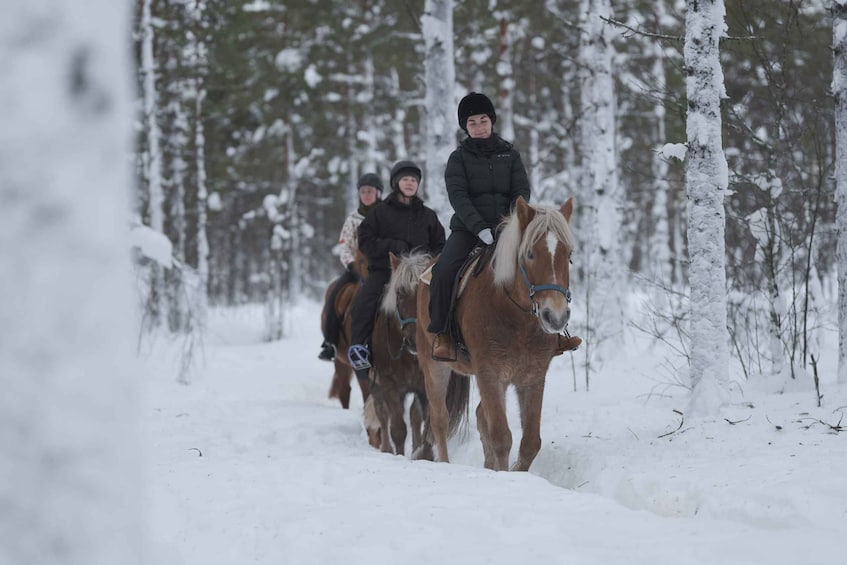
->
[477,228,494,245]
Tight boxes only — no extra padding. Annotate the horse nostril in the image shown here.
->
[542,308,568,331]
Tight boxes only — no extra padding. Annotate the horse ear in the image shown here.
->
[515,196,535,228]
[389,251,400,271]
[559,197,574,223]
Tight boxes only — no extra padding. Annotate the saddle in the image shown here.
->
[421,245,494,361]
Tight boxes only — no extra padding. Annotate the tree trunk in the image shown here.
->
[0,1,143,563]
[685,0,730,415]
[423,0,455,218]
[577,0,623,386]
[834,0,847,384]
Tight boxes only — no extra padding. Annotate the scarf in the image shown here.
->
[358,199,381,217]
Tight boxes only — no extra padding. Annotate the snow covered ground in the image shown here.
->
[144,300,846,565]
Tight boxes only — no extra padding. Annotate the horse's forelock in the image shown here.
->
[492,204,574,287]
[380,251,431,314]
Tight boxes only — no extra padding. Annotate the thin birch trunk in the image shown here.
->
[685,0,730,415]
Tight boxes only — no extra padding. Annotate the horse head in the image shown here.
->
[382,251,430,355]
[493,196,575,335]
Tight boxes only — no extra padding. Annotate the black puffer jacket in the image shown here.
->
[444,134,531,235]
[357,192,446,271]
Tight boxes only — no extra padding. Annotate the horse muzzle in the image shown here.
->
[539,305,570,334]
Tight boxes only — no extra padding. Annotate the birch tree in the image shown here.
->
[0,1,142,563]
[684,0,730,415]
[494,9,516,142]
[834,0,847,384]
[646,1,673,286]
[190,0,210,336]
[576,0,624,386]
[141,0,166,327]
[423,0,455,217]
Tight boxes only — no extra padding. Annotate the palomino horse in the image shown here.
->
[366,251,436,458]
[416,197,577,471]
[322,250,370,408]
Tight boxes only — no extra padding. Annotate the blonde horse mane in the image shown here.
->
[491,203,575,288]
[380,251,432,314]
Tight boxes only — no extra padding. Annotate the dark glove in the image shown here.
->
[346,262,359,278]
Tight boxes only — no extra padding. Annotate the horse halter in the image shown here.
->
[509,263,572,318]
[385,304,417,360]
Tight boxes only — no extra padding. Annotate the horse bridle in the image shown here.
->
[385,303,417,360]
[506,263,572,318]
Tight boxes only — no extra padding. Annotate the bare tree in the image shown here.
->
[834,0,847,384]
[684,0,730,415]
[423,0,455,218]
[576,0,624,388]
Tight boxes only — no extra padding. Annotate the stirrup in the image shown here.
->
[348,344,372,371]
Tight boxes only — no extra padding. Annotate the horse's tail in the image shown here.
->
[444,371,471,439]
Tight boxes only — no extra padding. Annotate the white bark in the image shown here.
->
[188,0,209,319]
[577,0,624,382]
[684,0,730,415]
[389,67,409,162]
[0,1,142,563]
[648,1,672,285]
[423,0,455,218]
[495,11,515,141]
[141,0,166,324]
[834,0,847,384]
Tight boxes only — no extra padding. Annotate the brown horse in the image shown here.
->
[323,251,370,408]
[416,197,577,471]
[367,251,435,458]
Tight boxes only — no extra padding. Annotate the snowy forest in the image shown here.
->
[6,1,847,563]
[133,0,842,390]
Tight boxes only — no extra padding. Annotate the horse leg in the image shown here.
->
[475,401,495,469]
[513,382,545,471]
[409,395,424,453]
[387,390,408,456]
[475,377,511,471]
[372,390,393,454]
[356,370,371,403]
[422,361,453,463]
[328,359,352,409]
[411,395,434,461]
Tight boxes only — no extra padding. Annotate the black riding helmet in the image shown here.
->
[389,160,422,191]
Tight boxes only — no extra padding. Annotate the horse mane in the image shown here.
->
[380,251,432,314]
[491,203,575,288]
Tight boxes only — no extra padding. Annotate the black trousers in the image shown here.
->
[350,268,391,349]
[322,268,357,346]
[427,230,478,334]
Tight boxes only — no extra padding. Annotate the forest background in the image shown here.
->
[133,0,836,387]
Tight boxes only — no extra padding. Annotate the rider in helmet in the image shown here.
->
[426,92,531,360]
[318,172,383,361]
[347,160,446,381]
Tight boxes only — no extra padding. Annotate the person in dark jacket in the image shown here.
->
[347,160,446,381]
[427,92,531,360]
[318,172,383,361]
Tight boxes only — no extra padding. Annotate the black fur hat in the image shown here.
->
[457,92,496,132]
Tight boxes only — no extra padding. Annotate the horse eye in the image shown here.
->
[526,250,535,260]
